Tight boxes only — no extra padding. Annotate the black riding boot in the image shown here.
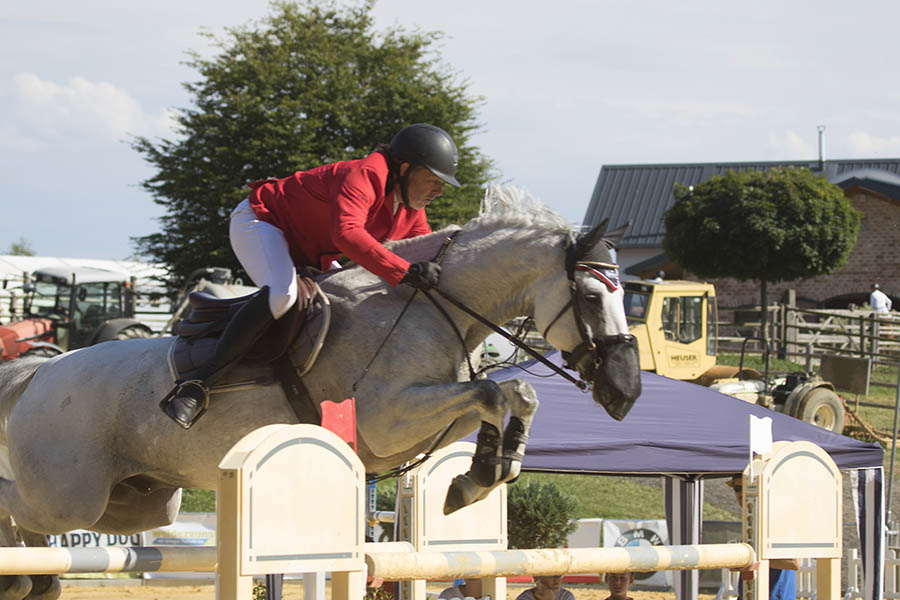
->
[164,288,275,429]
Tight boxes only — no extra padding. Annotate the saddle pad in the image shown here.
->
[167,278,331,385]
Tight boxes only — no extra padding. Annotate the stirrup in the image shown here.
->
[161,380,210,429]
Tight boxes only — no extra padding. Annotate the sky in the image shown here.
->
[3,1,900,261]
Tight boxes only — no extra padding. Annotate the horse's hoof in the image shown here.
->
[27,575,61,600]
[501,460,521,484]
[443,474,476,515]
[0,574,32,600]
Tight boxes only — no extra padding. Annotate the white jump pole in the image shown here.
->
[366,543,756,580]
[0,546,216,575]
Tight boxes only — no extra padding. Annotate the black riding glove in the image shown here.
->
[401,261,441,291]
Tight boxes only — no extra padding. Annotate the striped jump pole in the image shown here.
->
[366,543,755,581]
[0,547,216,575]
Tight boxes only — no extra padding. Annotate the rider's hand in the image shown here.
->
[401,261,441,291]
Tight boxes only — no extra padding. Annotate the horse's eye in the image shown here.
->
[584,294,601,303]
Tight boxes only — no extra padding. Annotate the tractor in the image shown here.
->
[0,266,154,359]
[624,278,845,434]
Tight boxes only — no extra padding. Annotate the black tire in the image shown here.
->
[114,325,153,340]
[797,388,845,434]
[21,346,63,358]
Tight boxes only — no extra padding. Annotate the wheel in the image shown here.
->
[796,388,845,434]
[21,346,63,358]
[114,325,153,340]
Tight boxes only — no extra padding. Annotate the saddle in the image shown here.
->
[166,275,331,420]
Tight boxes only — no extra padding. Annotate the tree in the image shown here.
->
[7,237,35,256]
[507,480,578,549]
[132,0,492,285]
[663,167,861,338]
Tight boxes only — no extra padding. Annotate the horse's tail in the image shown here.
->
[0,357,48,436]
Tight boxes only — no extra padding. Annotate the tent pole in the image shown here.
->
[886,361,900,525]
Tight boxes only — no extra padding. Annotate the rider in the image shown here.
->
[163,123,461,428]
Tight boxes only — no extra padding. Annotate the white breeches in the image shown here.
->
[229,198,297,319]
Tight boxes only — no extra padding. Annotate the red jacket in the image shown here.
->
[248,152,431,285]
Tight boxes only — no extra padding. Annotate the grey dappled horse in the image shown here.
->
[0,188,641,600]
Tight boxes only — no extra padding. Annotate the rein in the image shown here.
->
[422,287,587,390]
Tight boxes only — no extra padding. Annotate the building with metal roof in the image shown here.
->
[582,158,900,308]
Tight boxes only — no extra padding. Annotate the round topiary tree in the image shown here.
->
[663,167,861,337]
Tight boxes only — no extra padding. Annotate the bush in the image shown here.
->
[507,480,578,549]
[180,488,215,512]
[376,481,398,511]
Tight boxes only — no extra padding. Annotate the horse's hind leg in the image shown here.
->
[444,378,539,514]
[16,530,60,600]
[0,517,32,600]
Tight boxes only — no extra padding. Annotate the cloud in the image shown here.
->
[766,130,816,160]
[846,130,900,156]
[6,73,176,146]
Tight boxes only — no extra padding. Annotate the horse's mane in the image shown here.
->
[463,184,571,236]
[387,184,572,259]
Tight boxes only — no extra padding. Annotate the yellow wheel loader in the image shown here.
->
[624,279,845,434]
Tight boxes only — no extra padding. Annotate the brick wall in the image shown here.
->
[699,189,900,308]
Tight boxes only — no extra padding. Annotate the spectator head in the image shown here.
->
[534,575,563,596]
[604,572,635,599]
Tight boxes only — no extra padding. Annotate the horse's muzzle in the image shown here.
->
[564,334,642,421]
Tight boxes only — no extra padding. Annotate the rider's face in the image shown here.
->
[401,164,444,210]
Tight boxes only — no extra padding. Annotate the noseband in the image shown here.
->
[543,236,635,381]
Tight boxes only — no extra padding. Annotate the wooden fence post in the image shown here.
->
[872,315,880,359]
[785,290,797,360]
[859,315,866,359]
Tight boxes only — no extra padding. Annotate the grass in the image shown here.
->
[510,472,738,522]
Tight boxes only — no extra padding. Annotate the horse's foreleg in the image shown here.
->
[444,378,539,515]
[498,378,540,484]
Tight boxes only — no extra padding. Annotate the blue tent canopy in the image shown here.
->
[487,351,885,600]
[487,351,883,475]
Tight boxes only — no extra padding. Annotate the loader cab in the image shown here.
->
[624,280,718,380]
[25,267,135,351]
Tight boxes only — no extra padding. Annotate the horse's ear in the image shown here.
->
[575,218,609,258]
[602,220,632,251]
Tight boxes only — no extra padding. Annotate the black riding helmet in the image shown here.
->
[386,123,460,206]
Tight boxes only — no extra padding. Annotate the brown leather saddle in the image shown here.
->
[167,276,330,421]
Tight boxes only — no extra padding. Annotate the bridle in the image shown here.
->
[541,233,636,385]
[421,232,634,392]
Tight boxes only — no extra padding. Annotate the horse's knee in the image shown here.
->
[473,380,507,423]
[500,379,539,416]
